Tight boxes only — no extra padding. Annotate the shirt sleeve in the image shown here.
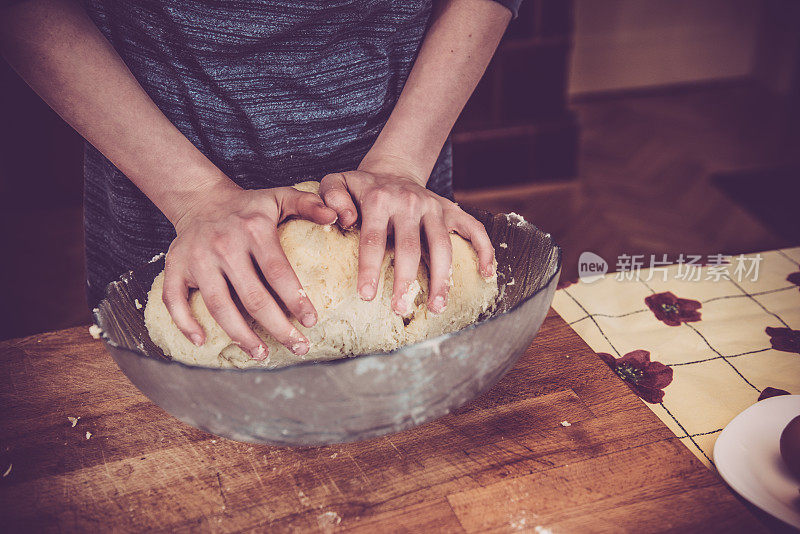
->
[490,0,522,19]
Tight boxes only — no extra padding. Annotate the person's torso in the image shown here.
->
[83,0,435,186]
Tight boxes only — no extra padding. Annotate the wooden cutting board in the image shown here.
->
[0,310,763,532]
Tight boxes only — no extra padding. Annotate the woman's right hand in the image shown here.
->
[162,184,338,361]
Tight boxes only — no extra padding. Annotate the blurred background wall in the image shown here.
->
[1,0,799,340]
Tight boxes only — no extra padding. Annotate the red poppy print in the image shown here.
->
[645,292,702,326]
[765,327,800,355]
[597,350,673,403]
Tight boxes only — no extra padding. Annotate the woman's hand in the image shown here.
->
[163,184,337,360]
[319,161,494,317]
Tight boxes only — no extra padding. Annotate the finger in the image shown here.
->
[422,211,453,314]
[391,216,422,317]
[195,267,269,360]
[448,211,495,277]
[278,188,338,225]
[250,227,319,328]
[162,257,205,346]
[319,173,358,228]
[225,254,311,356]
[357,205,390,301]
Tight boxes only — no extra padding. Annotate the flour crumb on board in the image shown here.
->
[88,324,102,339]
[499,242,508,248]
[298,490,311,506]
[85,431,93,440]
[2,464,11,478]
[510,517,527,530]
[67,416,80,427]
[134,298,143,309]
[560,420,571,427]
[149,252,165,263]
[317,511,342,531]
[506,278,515,287]
[330,452,338,459]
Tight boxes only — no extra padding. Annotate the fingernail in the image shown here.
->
[301,313,317,328]
[393,295,412,317]
[482,264,495,278]
[359,281,376,301]
[430,295,447,314]
[291,340,310,356]
[288,328,310,355]
[190,333,204,347]
[341,210,354,227]
[249,344,268,361]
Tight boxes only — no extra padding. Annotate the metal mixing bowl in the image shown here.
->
[94,209,561,445]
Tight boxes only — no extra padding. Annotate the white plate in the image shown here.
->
[714,395,800,528]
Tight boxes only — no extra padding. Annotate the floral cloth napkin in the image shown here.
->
[552,247,800,468]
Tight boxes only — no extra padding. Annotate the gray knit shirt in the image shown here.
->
[81,0,519,308]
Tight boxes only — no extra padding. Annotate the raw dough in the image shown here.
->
[144,181,498,368]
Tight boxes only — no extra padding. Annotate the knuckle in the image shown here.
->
[242,215,267,237]
[433,235,453,253]
[397,235,420,253]
[210,234,234,257]
[361,230,385,249]
[241,286,271,313]
[367,189,391,207]
[202,292,227,314]
[263,260,292,281]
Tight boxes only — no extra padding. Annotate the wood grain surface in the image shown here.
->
[0,310,763,533]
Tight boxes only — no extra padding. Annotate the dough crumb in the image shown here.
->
[560,420,571,427]
[251,344,267,361]
[330,452,338,459]
[2,464,11,477]
[85,431,93,440]
[88,325,102,339]
[397,280,421,316]
[499,242,508,249]
[506,278,515,287]
[298,288,307,298]
[505,212,527,226]
[68,416,80,427]
[149,252,165,263]
[134,299,143,309]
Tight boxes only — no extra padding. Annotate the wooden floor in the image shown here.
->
[1,81,796,340]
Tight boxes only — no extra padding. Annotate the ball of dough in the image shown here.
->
[144,181,498,368]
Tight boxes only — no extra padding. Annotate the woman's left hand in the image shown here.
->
[318,162,495,316]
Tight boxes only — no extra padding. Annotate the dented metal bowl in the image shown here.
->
[94,209,561,445]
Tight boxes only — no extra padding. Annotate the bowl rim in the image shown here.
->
[94,221,562,375]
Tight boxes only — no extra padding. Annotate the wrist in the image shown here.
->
[358,151,429,186]
[164,170,241,231]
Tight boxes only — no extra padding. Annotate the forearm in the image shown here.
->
[362,0,511,184]
[0,0,235,225]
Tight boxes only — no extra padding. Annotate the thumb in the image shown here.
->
[277,187,338,225]
[319,173,359,228]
